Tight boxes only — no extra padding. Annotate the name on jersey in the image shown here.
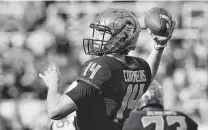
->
[146,111,177,116]
[123,70,146,82]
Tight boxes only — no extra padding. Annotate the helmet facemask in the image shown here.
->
[83,23,113,56]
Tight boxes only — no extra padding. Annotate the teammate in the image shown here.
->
[123,81,198,130]
[50,112,76,130]
[39,8,175,130]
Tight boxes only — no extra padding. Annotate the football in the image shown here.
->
[144,7,172,37]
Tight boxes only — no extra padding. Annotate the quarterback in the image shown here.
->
[39,8,175,130]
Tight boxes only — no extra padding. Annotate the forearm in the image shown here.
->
[40,66,78,120]
[147,48,164,82]
[47,87,62,118]
[47,85,78,120]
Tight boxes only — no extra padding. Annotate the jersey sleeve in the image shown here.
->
[66,80,99,108]
[77,60,111,90]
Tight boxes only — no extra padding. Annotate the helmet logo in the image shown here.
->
[114,17,135,33]
[114,17,136,42]
[122,21,135,40]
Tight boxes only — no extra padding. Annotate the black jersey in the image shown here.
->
[68,55,151,130]
[123,110,198,130]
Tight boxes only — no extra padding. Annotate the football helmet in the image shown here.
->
[83,8,141,56]
[137,80,164,110]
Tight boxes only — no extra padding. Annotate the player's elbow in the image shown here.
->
[49,114,61,120]
[48,112,60,120]
[48,107,75,120]
[48,109,64,120]
[48,95,78,120]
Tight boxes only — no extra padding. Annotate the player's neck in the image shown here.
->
[106,53,126,63]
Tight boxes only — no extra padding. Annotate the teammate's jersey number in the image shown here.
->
[141,116,187,130]
[114,83,145,122]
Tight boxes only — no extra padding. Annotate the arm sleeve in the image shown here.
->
[65,80,99,108]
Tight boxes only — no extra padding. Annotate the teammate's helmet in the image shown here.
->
[137,81,164,110]
[83,8,141,56]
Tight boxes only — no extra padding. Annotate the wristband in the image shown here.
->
[154,43,167,50]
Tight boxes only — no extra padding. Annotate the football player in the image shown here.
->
[122,81,198,130]
[39,8,175,130]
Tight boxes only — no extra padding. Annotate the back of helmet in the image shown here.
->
[137,80,164,110]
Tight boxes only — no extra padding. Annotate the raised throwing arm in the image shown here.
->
[147,20,176,82]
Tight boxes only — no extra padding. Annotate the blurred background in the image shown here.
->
[0,0,207,130]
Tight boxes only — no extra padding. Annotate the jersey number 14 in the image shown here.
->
[114,83,145,122]
[83,62,102,79]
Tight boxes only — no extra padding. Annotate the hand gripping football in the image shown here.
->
[144,7,172,37]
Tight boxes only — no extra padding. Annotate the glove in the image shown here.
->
[147,20,176,50]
